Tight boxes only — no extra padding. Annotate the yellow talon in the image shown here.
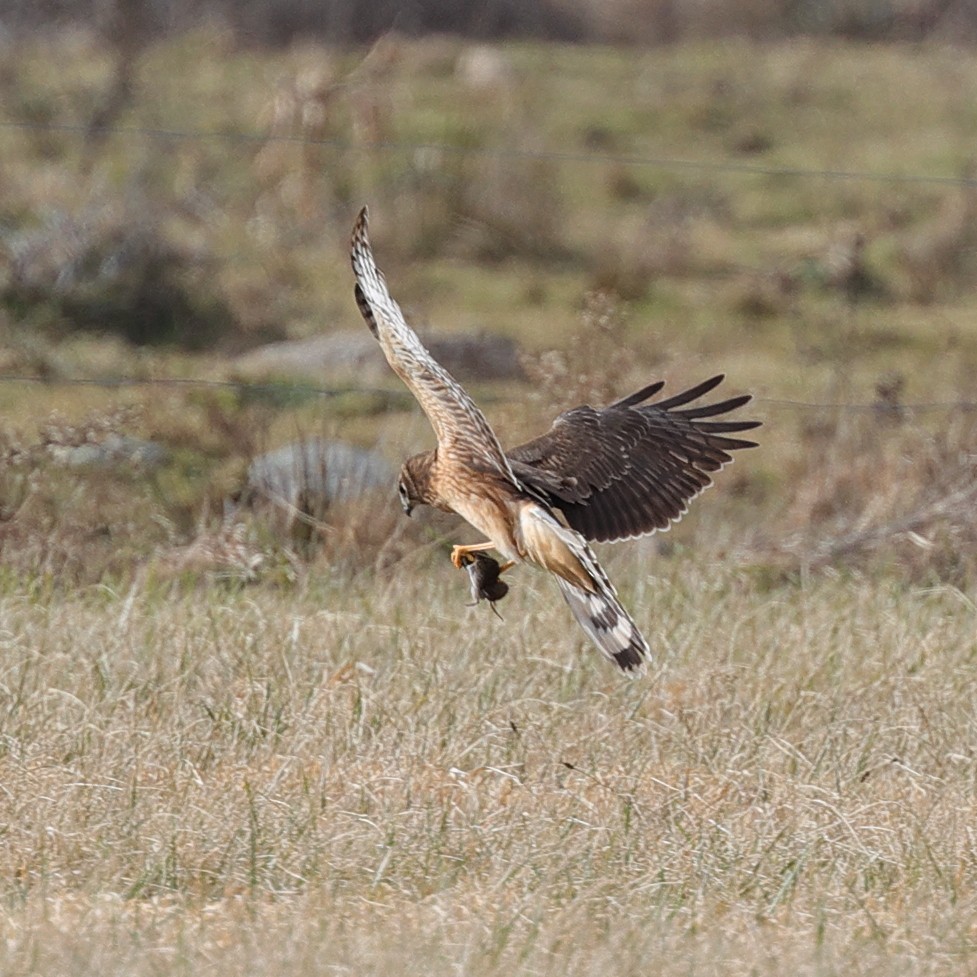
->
[451,542,497,569]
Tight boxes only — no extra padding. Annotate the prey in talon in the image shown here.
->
[460,551,511,619]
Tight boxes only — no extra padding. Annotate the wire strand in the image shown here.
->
[0,374,974,414]
[2,118,976,189]
[0,374,401,401]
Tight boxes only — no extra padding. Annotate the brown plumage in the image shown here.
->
[506,375,759,543]
[350,207,759,673]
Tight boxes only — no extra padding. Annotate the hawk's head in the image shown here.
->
[398,451,438,516]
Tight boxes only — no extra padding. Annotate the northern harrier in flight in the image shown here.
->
[350,208,759,672]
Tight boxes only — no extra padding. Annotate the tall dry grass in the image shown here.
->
[1,557,976,974]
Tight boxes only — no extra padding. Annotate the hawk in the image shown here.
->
[350,207,759,672]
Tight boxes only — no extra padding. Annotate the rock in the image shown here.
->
[456,46,514,90]
[50,435,168,469]
[234,333,382,381]
[234,331,525,383]
[246,438,393,511]
[426,333,525,382]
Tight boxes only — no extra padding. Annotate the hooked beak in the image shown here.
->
[402,500,414,517]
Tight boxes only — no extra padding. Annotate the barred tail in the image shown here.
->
[518,501,650,672]
[556,573,649,672]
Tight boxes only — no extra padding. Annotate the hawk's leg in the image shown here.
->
[450,541,497,569]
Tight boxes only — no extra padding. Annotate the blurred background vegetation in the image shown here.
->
[5,0,977,44]
[2,0,977,589]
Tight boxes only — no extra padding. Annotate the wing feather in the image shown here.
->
[508,375,760,543]
[351,208,514,479]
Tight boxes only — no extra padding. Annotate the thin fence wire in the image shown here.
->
[2,118,976,189]
[0,374,973,415]
[0,374,393,401]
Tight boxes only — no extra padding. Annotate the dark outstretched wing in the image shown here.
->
[506,375,760,543]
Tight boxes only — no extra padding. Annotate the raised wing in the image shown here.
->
[350,207,515,479]
[506,375,760,543]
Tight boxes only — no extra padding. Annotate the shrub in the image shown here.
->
[2,203,237,350]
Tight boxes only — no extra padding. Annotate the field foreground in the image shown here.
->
[1,561,975,976]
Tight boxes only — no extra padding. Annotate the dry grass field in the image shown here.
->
[3,27,977,976]
[2,565,977,975]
